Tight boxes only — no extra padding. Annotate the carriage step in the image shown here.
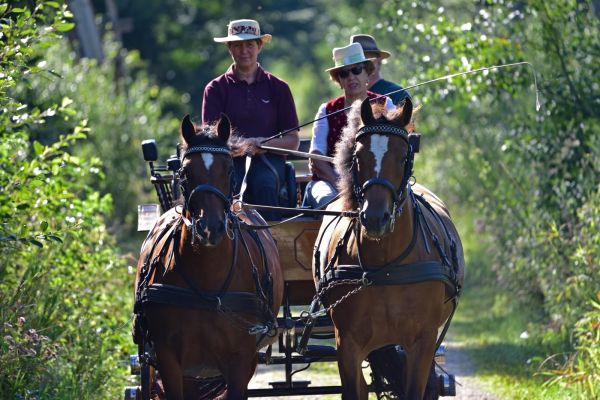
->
[438,373,456,396]
[435,343,447,364]
[123,386,139,400]
[303,344,337,357]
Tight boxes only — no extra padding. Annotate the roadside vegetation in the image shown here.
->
[1,0,598,399]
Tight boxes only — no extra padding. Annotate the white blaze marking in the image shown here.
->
[201,153,214,170]
[370,134,389,176]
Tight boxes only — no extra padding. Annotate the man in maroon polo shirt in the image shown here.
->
[202,19,299,220]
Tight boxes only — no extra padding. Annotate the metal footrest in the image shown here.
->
[269,380,311,389]
[303,344,337,358]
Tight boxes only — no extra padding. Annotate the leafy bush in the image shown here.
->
[14,35,181,234]
[1,3,132,398]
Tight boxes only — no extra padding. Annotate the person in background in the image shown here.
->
[303,42,394,209]
[351,34,409,104]
[202,19,299,220]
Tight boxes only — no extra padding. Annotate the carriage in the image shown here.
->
[125,101,461,399]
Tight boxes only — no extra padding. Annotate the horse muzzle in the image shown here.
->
[191,216,226,247]
[359,205,393,239]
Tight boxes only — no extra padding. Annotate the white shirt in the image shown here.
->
[309,97,395,155]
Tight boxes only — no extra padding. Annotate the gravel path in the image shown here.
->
[248,338,498,399]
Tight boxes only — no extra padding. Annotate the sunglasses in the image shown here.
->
[337,65,364,79]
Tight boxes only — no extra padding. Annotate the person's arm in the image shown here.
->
[307,103,337,184]
[310,153,338,184]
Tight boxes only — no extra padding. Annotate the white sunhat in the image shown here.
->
[213,19,272,43]
[325,42,376,72]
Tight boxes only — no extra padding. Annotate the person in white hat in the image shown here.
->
[351,34,409,104]
[202,19,300,220]
[303,42,395,210]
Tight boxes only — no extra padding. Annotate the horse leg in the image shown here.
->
[404,332,437,400]
[217,353,256,400]
[154,348,184,400]
[337,337,368,400]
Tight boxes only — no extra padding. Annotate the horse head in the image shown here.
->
[351,97,416,239]
[179,114,233,247]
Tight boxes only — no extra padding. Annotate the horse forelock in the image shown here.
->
[180,121,231,152]
[334,101,416,210]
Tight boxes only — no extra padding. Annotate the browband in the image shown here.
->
[356,124,409,141]
[183,145,231,158]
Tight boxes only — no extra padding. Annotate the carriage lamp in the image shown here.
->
[137,204,161,231]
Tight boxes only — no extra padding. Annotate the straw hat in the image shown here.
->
[214,19,272,43]
[325,43,376,72]
[350,34,391,59]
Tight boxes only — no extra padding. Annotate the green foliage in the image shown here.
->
[14,36,181,233]
[541,299,600,398]
[0,2,132,398]
[327,0,599,395]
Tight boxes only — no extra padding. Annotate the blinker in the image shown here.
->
[409,133,420,153]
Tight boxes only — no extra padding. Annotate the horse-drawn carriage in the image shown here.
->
[125,98,463,399]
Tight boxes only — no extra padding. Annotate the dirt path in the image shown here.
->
[248,338,497,399]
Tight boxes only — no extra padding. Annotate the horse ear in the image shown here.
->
[398,97,413,128]
[360,98,376,125]
[217,113,231,143]
[181,114,195,144]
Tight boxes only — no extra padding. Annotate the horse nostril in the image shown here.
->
[360,211,367,222]
[382,212,390,223]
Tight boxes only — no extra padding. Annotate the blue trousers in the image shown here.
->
[233,154,286,221]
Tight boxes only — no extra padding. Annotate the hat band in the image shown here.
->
[230,25,260,36]
[337,53,364,67]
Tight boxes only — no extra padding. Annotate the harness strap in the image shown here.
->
[141,284,267,316]
[320,261,457,296]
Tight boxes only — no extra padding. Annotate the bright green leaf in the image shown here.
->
[55,22,75,32]
[33,140,44,155]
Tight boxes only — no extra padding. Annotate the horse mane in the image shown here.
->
[334,100,418,210]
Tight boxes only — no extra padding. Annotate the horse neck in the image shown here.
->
[357,193,416,264]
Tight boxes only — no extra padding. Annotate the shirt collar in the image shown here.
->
[224,63,266,84]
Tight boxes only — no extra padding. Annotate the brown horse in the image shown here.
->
[133,115,283,399]
[313,98,464,399]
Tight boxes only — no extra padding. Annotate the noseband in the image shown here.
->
[179,144,234,242]
[352,124,417,223]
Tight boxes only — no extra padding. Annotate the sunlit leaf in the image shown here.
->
[33,140,44,155]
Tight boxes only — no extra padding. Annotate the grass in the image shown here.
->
[448,284,583,399]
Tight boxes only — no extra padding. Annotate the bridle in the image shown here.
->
[178,144,235,244]
[352,123,420,228]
